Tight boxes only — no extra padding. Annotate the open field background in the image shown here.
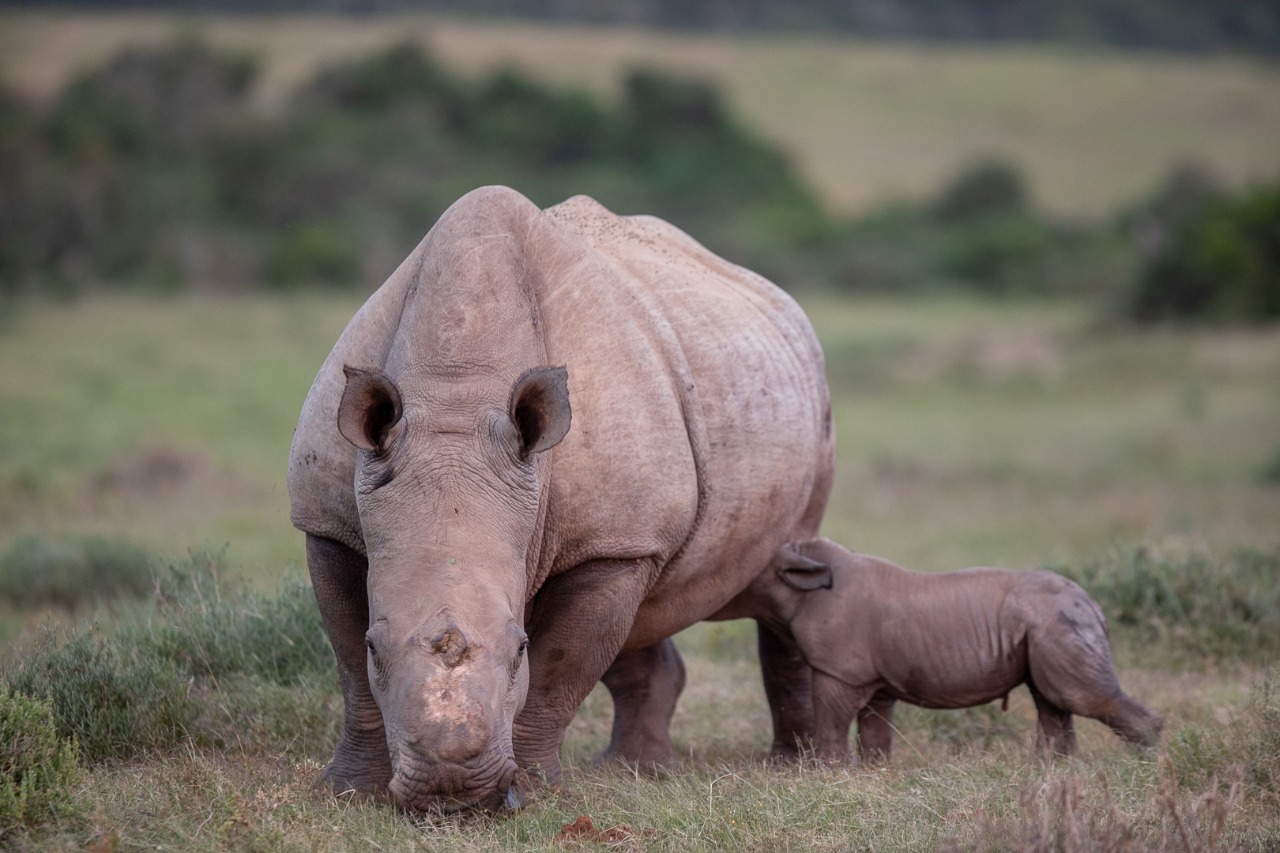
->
[1,11,1279,851]
[3,10,1280,217]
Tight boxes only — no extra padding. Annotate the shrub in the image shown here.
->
[0,535,155,608]
[0,686,81,835]
[935,159,1030,221]
[264,220,361,289]
[6,628,194,763]
[1128,176,1280,323]
[1262,446,1280,484]
[44,36,257,161]
[1056,547,1280,662]
[143,549,331,686]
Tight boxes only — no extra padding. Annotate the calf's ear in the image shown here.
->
[337,365,404,452]
[776,545,833,591]
[509,365,571,458]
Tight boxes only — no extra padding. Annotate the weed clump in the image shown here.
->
[0,535,155,608]
[0,685,81,835]
[1056,547,1280,662]
[142,549,331,686]
[5,628,194,763]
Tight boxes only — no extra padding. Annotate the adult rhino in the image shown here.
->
[288,186,834,813]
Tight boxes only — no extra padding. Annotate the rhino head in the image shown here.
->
[336,360,570,812]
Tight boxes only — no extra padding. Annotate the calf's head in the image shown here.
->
[336,362,570,812]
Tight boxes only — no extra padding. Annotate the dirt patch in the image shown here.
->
[555,815,647,847]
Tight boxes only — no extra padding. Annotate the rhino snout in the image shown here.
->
[388,750,518,814]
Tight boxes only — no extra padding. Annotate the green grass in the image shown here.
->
[3,11,1280,218]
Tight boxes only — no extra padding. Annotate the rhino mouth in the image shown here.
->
[388,750,519,814]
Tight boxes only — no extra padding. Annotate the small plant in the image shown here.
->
[142,549,331,686]
[0,535,155,608]
[0,685,81,835]
[6,628,194,763]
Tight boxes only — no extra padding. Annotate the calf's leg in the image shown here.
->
[856,693,896,764]
[1029,682,1077,756]
[812,671,876,764]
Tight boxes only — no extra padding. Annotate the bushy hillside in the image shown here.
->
[0,39,829,294]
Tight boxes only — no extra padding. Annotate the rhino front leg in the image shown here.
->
[812,671,876,764]
[597,638,687,770]
[856,693,897,763]
[513,559,654,788]
[758,622,816,760]
[305,534,392,794]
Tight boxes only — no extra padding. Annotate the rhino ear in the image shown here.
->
[776,544,833,592]
[509,365,571,459]
[337,365,404,452]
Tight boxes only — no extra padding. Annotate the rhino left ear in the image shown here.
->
[337,365,403,452]
[776,544,833,591]
[509,365,571,458]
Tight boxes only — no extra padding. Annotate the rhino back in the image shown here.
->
[536,196,833,646]
[289,188,832,640]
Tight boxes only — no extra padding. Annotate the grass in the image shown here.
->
[3,10,1280,218]
[0,290,1277,848]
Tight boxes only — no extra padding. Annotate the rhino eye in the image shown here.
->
[367,637,388,688]
[510,637,529,682]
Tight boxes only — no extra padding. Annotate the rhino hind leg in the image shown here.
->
[856,693,896,764]
[1026,605,1162,750]
[595,638,687,771]
[513,558,655,788]
[758,622,816,760]
[305,535,393,794]
[1029,682,1077,756]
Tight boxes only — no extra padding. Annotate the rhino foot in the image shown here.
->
[322,728,393,797]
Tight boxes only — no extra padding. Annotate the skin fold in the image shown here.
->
[287,186,834,811]
[735,537,1163,763]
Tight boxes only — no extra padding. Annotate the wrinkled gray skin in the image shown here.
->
[287,187,834,812]
[731,537,1163,763]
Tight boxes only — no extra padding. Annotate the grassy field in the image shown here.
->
[1,291,1277,848]
[3,10,1280,217]
[1,12,1279,848]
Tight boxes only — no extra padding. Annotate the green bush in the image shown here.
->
[143,550,331,686]
[6,628,194,763]
[0,686,81,835]
[0,535,155,608]
[1056,547,1280,662]
[1262,446,1280,484]
[265,220,361,289]
[1128,176,1280,323]
[935,159,1030,221]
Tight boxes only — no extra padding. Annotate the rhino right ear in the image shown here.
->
[776,544,833,592]
[337,365,404,452]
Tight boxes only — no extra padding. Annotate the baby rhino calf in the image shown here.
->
[764,537,1162,763]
